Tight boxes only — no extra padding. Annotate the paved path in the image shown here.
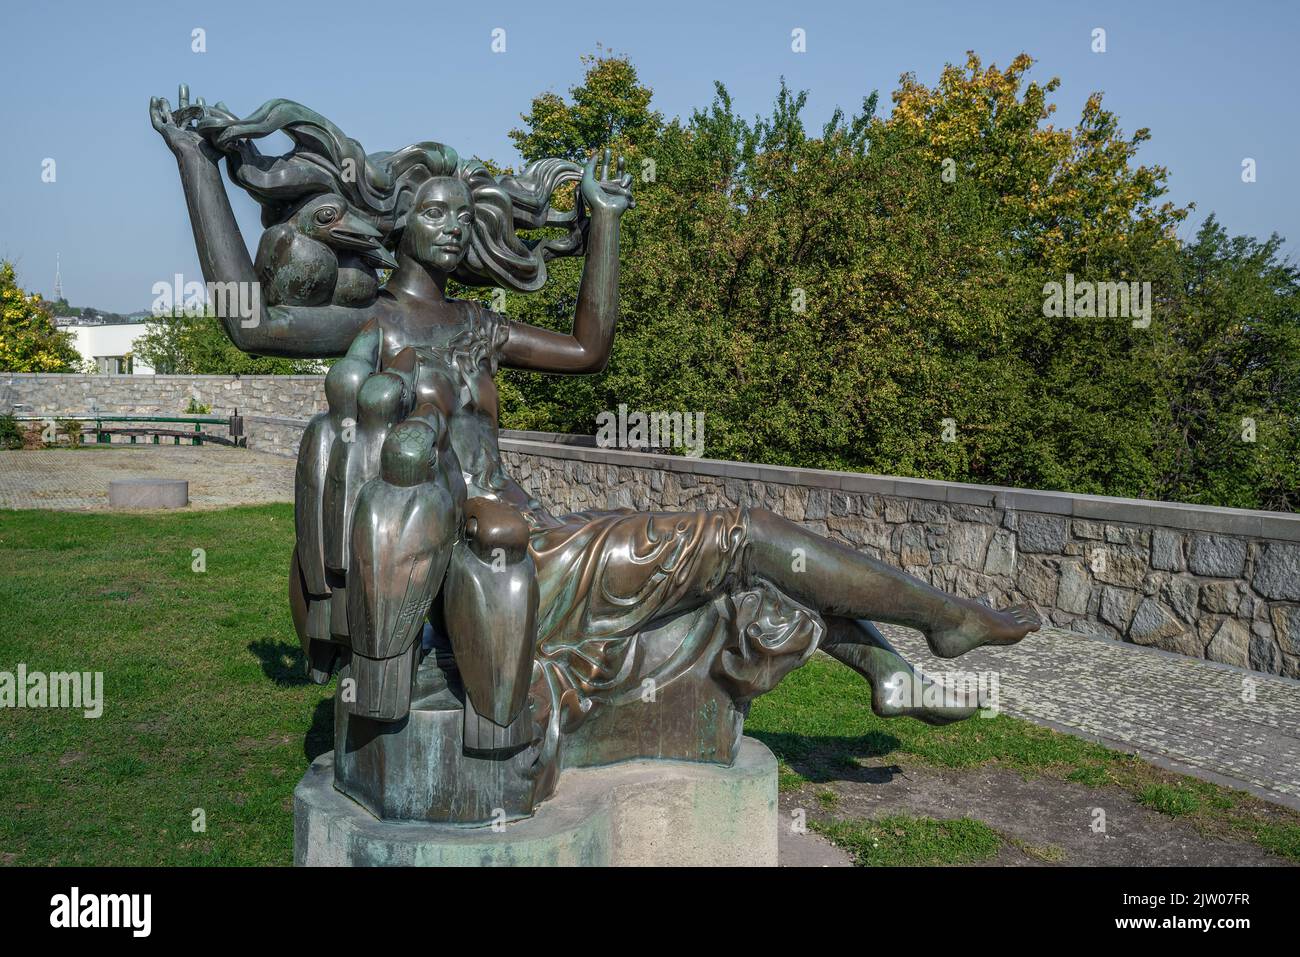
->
[882,623,1300,811]
[0,448,294,510]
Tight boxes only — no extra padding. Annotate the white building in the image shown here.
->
[61,322,155,374]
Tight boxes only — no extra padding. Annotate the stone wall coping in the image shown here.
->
[2,373,328,382]
[499,432,1300,543]
[8,369,1295,543]
[245,415,314,427]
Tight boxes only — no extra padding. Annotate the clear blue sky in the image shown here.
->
[1,0,1295,312]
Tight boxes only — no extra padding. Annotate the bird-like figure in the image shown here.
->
[255,193,396,307]
[346,417,459,721]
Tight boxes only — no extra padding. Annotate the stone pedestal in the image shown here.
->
[294,736,778,866]
[333,676,540,825]
[108,478,188,508]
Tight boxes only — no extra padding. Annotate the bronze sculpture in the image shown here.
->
[151,85,1040,826]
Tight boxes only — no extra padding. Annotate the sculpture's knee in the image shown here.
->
[743,505,789,549]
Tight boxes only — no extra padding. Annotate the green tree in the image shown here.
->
[134,313,324,375]
[0,262,81,372]
[496,51,1298,511]
[1147,218,1300,511]
[510,50,662,164]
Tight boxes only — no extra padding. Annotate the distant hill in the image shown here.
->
[46,298,151,326]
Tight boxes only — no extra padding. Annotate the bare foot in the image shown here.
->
[926,602,1040,658]
[823,637,984,725]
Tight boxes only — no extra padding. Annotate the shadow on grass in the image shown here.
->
[248,638,314,687]
[749,729,907,785]
[305,697,334,763]
[245,638,335,761]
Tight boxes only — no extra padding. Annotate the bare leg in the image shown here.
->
[822,618,981,725]
[745,508,1039,658]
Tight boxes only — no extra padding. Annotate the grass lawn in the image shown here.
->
[1,504,1297,866]
[0,505,330,866]
[746,656,1300,865]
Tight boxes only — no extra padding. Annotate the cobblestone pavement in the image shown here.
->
[881,623,1300,811]
[0,448,294,510]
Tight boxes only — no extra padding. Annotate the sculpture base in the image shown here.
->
[108,478,188,508]
[294,737,778,866]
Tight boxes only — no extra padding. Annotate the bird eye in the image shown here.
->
[314,207,338,225]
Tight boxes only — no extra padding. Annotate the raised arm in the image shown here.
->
[498,150,633,375]
[149,87,375,358]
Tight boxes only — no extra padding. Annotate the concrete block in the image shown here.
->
[295,737,778,867]
[108,478,188,509]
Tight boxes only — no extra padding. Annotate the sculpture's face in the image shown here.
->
[405,178,473,273]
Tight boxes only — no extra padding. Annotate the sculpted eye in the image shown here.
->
[314,206,338,225]
[459,212,473,225]
[423,207,444,220]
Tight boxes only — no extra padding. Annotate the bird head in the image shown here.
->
[293,194,397,269]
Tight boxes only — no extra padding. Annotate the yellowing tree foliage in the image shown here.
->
[0,262,81,372]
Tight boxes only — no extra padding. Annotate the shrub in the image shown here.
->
[55,418,83,447]
[0,412,23,450]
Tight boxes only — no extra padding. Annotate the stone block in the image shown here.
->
[899,524,929,567]
[1253,543,1300,600]
[1015,513,1069,553]
[1151,528,1185,571]
[1090,545,1148,588]
[1161,575,1199,624]
[943,523,992,569]
[908,501,951,524]
[1188,534,1247,578]
[1205,619,1250,669]
[1270,604,1300,656]
[108,478,189,509]
[983,530,1016,577]
[1100,586,1139,631]
[1071,618,1120,641]
[1104,525,1145,546]
[1249,634,1281,674]
[805,487,829,521]
[1017,557,1058,607]
[295,738,778,867]
[1057,559,1092,614]
[1072,519,1104,540]
[1200,580,1242,615]
[1128,598,1201,657]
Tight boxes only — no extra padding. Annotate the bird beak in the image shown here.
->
[332,211,397,268]
[361,244,399,270]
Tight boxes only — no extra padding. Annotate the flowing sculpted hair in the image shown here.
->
[199,98,584,292]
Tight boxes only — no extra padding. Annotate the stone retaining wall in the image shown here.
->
[499,437,1300,680]
[0,372,326,421]
[0,372,325,455]
[5,373,1297,677]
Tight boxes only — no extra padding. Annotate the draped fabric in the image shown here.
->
[522,506,826,791]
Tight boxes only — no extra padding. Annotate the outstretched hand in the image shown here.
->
[149,83,227,159]
[579,149,635,218]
